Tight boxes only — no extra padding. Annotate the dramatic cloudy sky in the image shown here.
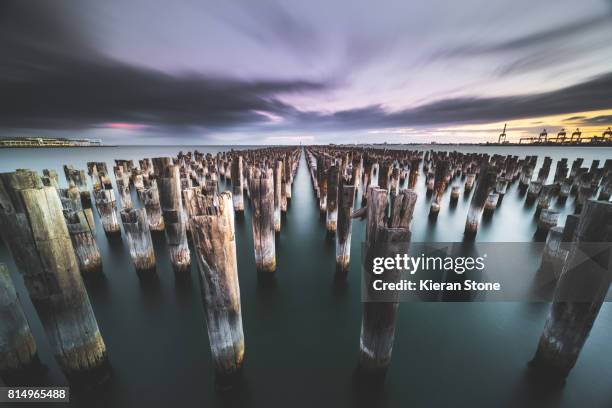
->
[1,0,612,144]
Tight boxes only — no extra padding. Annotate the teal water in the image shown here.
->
[1,146,612,407]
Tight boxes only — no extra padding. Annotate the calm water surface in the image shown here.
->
[1,145,612,407]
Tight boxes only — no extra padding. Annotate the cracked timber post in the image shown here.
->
[0,170,108,384]
[358,188,417,379]
[250,168,276,274]
[335,181,355,276]
[0,263,40,384]
[529,199,612,383]
[120,208,156,277]
[152,157,191,274]
[183,190,244,389]
[231,155,244,213]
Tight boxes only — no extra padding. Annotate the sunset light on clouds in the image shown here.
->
[1,0,611,144]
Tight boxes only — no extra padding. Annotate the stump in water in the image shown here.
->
[464,173,476,192]
[63,209,102,276]
[284,154,293,201]
[0,170,108,384]
[535,209,560,241]
[336,183,356,275]
[358,188,417,379]
[152,157,191,274]
[231,156,244,213]
[273,160,283,233]
[42,169,60,189]
[464,165,497,240]
[317,157,328,213]
[530,200,612,382]
[59,187,102,276]
[184,191,244,388]
[93,189,121,237]
[429,160,450,220]
[483,193,499,216]
[121,208,156,277]
[326,164,339,234]
[0,263,41,384]
[495,178,509,206]
[63,165,87,189]
[114,166,132,209]
[450,186,460,204]
[250,168,276,274]
[141,181,165,232]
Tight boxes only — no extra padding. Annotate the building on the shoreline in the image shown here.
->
[0,136,102,147]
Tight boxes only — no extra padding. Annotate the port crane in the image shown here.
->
[498,124,507,143]
[556,128,566,143]
[538,129,548,142]
[569,128,581,142]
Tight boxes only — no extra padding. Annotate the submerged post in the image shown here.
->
[0,263,40,383]
[336,183,356,275]
[184,191,244,387]
[274,160,283,233]
[0,171,108,383]
[141,181,165,232]
[326,165,339,234]
[250,168,276,274]
[530,199,612,382]
[231,156,244,213]
[121,208,156,277]
[94,189,121,237]
[358,189,417,378]
[59,187,102,276]
[464,165,497,239]
[152,157,191,273]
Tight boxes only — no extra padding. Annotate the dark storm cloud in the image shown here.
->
[432,14,611,59]
[1,0,611,136]
[0,0,331,130]
[285,71,612,129]
[214,0,321,58]
[574,115,612,126]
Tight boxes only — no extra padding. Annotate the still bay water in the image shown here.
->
[1,145,612,407]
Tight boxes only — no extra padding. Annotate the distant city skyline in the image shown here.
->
[1,0,612,144]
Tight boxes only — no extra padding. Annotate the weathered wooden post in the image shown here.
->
[464,165,497,239]
[114,165,132,209]
[429,160,450,220]
[450,186,460,205]
[336,182,356,275]
[120,208,156,277]
[464,173,476,192]
[59,187,102,275]
[530,200,612,382]
[358,189,417,378]
[535,209,560,240]
[42,169,60,189]
[184,191,244,388]
[285,154,293,201]
[250,168,276,274]
[63,209,102,276]
[94,188,121,237]
[0,263,40,383]
[141,181,165,232]
[326,165,339,234]
[483,193,499,216]
[0,170,108,382]
[63,165,88,189]
[495,178,509,205]
[152,157,191,273]
[274,160,283,233]
[231,156,244,213]
[318,158,328,213]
